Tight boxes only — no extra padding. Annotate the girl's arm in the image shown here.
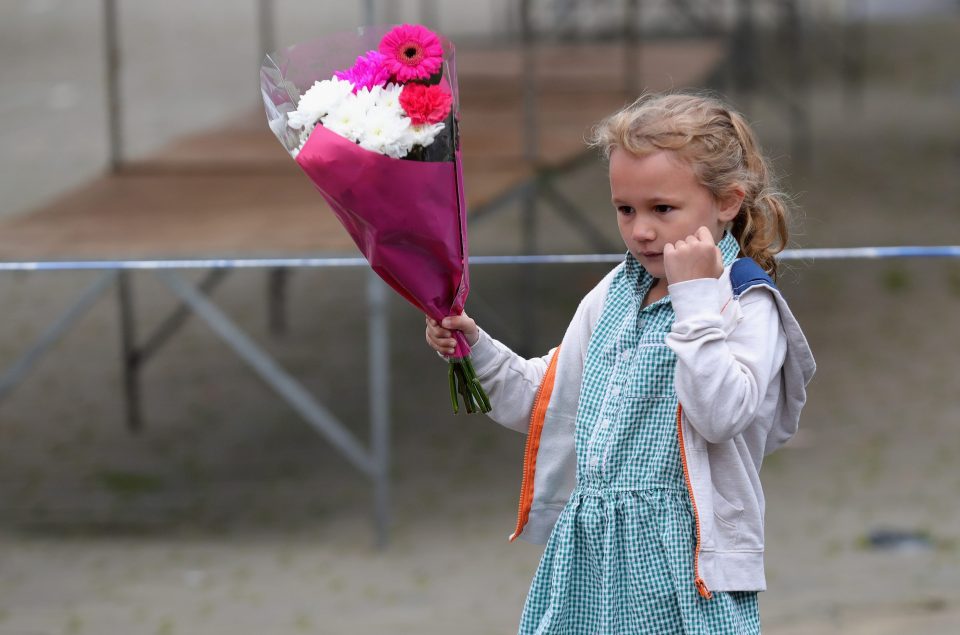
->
[666,278,787,444]
[426,313,553,434]
[426,266,616,434]
[467,328,556,433]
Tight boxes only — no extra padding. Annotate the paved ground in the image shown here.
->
[1,8,960,635]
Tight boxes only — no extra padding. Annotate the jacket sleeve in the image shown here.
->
[457,264,617,434]
[466,328,555,434]
[465,272,607,434]
[665,277,787,444]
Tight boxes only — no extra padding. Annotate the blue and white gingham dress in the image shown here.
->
[518,233,761,634]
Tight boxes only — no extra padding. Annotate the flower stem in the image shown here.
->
[447,355,491,415]
[447,362,459,414]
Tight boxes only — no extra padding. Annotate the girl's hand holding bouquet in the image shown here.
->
[425,313,479,356]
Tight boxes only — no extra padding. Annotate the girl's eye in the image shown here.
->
[654,204,674,213]
[617,206,634,215]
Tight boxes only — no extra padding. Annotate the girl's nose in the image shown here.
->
[632,223,655,242]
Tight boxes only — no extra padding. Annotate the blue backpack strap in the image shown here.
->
[730,257,775,298]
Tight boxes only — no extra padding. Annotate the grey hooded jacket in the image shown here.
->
[468,257,816,595]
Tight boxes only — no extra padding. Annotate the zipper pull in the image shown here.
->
[695,578,713,600]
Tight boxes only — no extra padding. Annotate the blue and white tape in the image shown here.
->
[1,246,958,272]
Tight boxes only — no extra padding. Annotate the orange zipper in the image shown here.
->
[677,404,713,600]
[509,345,561,542]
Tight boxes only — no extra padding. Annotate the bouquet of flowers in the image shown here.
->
[260,24,490,414]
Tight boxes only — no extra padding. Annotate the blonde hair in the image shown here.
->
[589,92,790,278]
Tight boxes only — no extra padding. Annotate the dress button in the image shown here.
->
[620,350,631,361]
[610,385,621,397]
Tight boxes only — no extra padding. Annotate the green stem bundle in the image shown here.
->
[447,356,491,414]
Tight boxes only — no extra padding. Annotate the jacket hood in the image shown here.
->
[728,258,816,454]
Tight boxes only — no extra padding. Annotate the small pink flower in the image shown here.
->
[378,24,444,83]
[334,49,392,93]
[399,83,452,125]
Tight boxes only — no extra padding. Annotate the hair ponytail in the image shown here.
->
[591,92,792,278]
[727,111,789,278]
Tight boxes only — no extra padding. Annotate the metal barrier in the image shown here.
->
[3,245,960,272]
[1,245,957,546]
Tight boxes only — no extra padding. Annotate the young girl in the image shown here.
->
[426,92,816,634]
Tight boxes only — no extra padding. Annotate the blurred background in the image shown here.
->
[0,0,958,633]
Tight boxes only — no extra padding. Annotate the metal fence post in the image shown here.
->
[102,0,123,172]
[367,271,391,548]
[117,270,143,432]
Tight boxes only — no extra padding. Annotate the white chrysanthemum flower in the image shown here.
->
[357,108,413,158]
[321,93,367,143]
[372,83,405,116]
[287,77,353,130]
[351,85,381,116]
[408,122,446,149]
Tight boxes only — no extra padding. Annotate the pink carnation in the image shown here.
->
[334,49,392,93]
[378,24,444,83]
[399,83,453,125]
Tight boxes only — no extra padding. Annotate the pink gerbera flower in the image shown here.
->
[334,49,392,93]
[378,24,444,83]
[399,83,453,125]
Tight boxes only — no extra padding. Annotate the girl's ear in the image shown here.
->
[718,185,746,223]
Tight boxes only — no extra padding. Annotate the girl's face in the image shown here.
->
[609,148,743,279]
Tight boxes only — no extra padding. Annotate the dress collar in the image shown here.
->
[717,230,741,267]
